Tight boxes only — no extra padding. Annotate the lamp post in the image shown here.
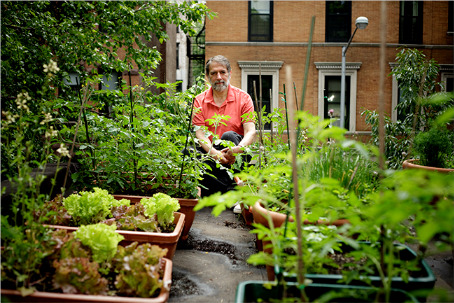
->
[340,16,368,129]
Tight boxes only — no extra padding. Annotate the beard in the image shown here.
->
[210,77,230,92]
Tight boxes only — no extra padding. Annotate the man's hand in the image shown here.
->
[221,146,242,165]
[211,150,230,165]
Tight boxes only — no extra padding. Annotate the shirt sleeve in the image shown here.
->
[241,93,256,124]
[192,95,205,126]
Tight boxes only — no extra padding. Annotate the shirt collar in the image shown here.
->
[205,85,235,103]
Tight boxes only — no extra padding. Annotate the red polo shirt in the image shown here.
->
[193,85,255,142]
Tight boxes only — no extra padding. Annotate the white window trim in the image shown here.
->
[238,61,283,111]
[315,62,361,132]
[238,61,283,131]
[440,64,454,92]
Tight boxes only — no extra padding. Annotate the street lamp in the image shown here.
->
[340,16,368,129]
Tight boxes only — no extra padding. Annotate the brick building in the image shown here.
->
[204,1,453,134]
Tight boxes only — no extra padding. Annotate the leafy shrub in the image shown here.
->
[413,124,454,168]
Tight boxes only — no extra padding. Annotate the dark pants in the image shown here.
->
[197,131,248,197]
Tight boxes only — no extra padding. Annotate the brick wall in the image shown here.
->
[205,1,453,132]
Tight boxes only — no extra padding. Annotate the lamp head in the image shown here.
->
[355,16,368,30]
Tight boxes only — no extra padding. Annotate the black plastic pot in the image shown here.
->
[279,242,436,300]
[235,281,418,303]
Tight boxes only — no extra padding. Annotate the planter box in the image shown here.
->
[280,242,436,300]
[235,281,418,303]
[1,258,172,303]
[114,193,198,241]
[45,212,185,259]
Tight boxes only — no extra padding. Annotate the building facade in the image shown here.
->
[204,1,453,134]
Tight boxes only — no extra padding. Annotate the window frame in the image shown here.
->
[239,61,283,132]
[316,62,361,132]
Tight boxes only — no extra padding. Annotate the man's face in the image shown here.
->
[208,62,230,92]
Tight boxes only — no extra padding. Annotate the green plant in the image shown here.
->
[63,187,130,226]
[73,223,124,264]
[1,60,74,294]
[114,242,167,297]
[72,76,208,199]
[140,193,181,230]
[1,1,214,179]
[362,48,454,169]
[413,123,454,168]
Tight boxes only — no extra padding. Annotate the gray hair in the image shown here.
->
[205,55,231,75]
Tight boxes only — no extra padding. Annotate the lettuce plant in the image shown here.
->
[53,257,109,295]
[63,187,130,225]
[114,242,167,297]
[140,193,180,230]
[73,223,124,264]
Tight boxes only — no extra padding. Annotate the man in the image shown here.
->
[193,55,256,199]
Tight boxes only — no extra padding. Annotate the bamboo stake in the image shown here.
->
[286,65,306,301]
[178,98,196,189]
[270,88,273,144]
[253,81,263,168]
[129,68,138,187]
[76,77,96,171]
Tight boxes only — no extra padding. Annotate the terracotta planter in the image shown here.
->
[251,201,350,281]
[403,159,454,173]
[45,212,185,259]
[240,204,254,226]
[114,192,199,241]
[1,258,172,303]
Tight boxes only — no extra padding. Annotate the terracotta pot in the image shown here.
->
[240,204,254,226]
[251,201,350,281]
[1,258,172,302]
[403,159,454,173]
[45,212,185,259]
[114,192,199,241]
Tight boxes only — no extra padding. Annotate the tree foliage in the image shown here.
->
[1,1,212,177]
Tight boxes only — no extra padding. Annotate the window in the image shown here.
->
[324,76,350,129]
[325,1,352,42]
[399,1,423,44]
[100,71,121,91]
[316,62,360,132]
[248,0,273,42]
[64,73,82,92]
[247,75,273,129]
[239,61,283,131]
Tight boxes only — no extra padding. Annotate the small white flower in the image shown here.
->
[45,126,58,138]
[43,59,60,74]
[56,143,71,158]
[15,92,31,112]
[2,111,19,124]
[40,112,53,124]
